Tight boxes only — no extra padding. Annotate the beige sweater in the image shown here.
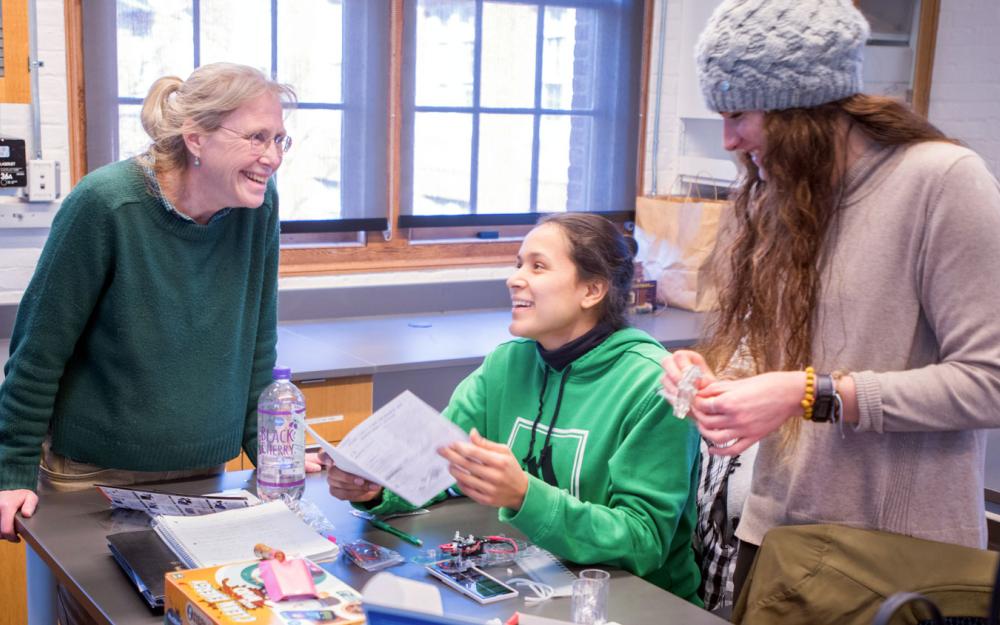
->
[738,141,1000,549]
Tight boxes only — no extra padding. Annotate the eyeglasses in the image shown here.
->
[217,125,293,156]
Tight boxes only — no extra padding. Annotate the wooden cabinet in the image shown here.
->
[0,541,27,625]
[225,452,248,472]
[299,375,374,444]
[225,375,374,471]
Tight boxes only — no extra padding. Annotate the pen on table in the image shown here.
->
[367,517,423,547]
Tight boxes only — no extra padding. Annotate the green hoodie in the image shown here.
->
[367,327,702,604]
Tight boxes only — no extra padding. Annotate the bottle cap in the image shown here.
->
[272,366,292,380]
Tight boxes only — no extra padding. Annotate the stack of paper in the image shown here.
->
[153,500,338,568]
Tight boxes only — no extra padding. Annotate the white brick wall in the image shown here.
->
[0,0,69,187]
[928,0,1000,177]
[0,0,68,296]
[37,0,70,173]
[642,0,684,196]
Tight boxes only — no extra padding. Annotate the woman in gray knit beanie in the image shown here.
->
[662,0,1000,619]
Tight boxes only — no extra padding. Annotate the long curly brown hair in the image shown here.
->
[698,94,955,443]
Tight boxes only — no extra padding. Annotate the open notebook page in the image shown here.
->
[153,500,337,568]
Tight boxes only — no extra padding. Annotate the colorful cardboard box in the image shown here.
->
[164,560,365,625]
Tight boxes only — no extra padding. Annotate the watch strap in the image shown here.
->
[811,373,838,423]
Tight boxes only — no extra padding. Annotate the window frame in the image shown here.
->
[399,0,642,226]
[274,0,391,235]
[64,0,659,275]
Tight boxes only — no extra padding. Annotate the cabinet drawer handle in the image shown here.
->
[298,378,329,385]
[306,415,345,425]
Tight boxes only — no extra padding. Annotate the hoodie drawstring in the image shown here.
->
[522,364,571,487]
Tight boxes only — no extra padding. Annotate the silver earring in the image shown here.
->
[193,156,201,167]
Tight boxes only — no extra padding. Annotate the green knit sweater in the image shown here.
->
[366,329,703,604]
[0,159,278,491]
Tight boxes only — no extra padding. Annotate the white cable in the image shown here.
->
[505,577,556,603]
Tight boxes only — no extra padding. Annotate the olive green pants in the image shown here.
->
[733,524,998,625]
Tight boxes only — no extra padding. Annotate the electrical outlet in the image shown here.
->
[26,160,60,202]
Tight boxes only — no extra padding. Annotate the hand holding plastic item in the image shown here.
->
[660,350,717,418]
[671,365,704,419]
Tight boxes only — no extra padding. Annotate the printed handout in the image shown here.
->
[307,390,469,506]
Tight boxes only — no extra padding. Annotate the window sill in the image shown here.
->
[279,238,520,276]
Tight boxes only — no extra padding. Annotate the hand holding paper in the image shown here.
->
[309,391,469,506]
[325,461,384,503]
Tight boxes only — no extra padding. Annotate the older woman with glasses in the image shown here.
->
[0,63,298,556]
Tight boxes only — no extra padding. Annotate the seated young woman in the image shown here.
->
[325,213,701,603]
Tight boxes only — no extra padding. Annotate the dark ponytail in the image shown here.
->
[539,213,634,329]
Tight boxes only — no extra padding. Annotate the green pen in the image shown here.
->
[367,517,423,547]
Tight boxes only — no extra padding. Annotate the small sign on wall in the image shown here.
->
[0,138,27,187]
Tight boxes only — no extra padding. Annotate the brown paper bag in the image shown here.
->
[634,195,727,311]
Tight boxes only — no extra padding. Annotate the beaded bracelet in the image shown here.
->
[801,366,816,420]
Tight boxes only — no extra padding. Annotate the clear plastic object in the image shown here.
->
[343,539,405,571]
[290,498,336,536]
[672,365,703,419]
[411,548,439,565]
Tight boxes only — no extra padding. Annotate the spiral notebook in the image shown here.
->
[152,500,338,568]
[483,548,577,596]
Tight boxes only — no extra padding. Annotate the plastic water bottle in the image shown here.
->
[257,366,306,503]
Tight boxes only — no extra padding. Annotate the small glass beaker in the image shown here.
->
[571,568,610,624]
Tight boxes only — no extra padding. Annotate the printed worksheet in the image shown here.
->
[97,485,257,516]
[307,390,469,506]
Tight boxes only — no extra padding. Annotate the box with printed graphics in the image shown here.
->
[163,559,364,625]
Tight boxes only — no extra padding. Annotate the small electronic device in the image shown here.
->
[425,561,519,604]
[438,531,519,561]
[280,610,337,620]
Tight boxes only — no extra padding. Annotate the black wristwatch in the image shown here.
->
[810,373,841,423]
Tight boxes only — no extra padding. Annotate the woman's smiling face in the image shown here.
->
[506,223,602,350]
[195,92,287,209]
[722,110,767,178]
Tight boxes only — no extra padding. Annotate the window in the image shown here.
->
[401,0,644,227]
[85,0,389,234]
[74,0,648,262]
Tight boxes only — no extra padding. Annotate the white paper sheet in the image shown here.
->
[307,390,469,506]
[97,485,256,516]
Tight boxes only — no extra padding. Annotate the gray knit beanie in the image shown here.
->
[695,0,870,113]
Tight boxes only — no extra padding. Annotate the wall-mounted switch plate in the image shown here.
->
[26,160,60,202]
